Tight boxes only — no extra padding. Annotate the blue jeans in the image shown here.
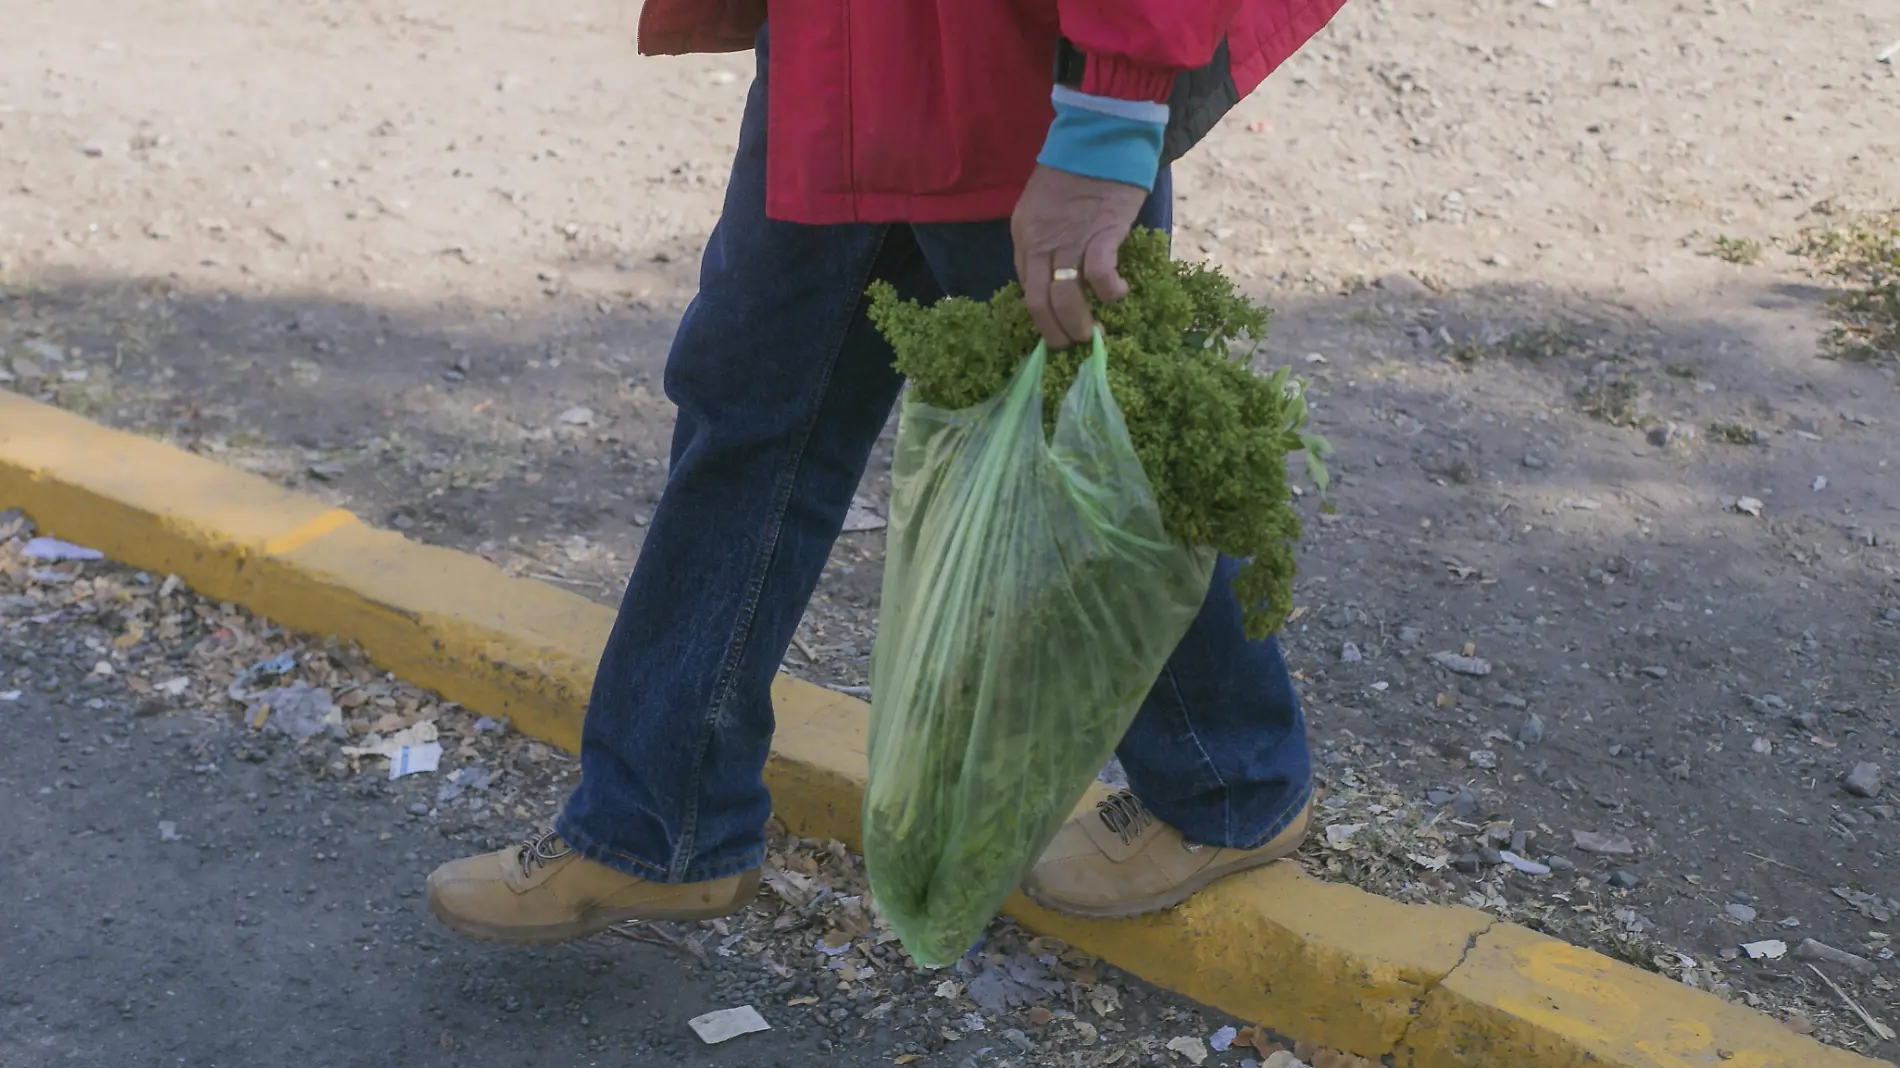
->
[556,35,1312,885]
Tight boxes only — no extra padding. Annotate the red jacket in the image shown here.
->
[637,0,1346,225]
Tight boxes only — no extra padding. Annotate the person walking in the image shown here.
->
[426,0,1346,944]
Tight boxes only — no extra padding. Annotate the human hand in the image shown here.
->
[1010,164,1149,350]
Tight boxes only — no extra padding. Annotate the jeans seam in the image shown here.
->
[1162,664,1235,842]
[668,224,895,880]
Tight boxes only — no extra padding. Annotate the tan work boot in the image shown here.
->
[1023,786,1313,919]
[426,829,761,944]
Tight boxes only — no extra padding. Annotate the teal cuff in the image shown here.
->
[1037,88,1168,191]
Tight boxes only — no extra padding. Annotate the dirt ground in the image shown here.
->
[3,0,1899,1059]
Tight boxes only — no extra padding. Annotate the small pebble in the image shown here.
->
[1725,903,1758,923]
[1608,870,1642,890]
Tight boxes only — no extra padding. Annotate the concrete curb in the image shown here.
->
[2,390,1887,1068]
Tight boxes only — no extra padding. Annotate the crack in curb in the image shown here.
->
[1382,917,1500,1067]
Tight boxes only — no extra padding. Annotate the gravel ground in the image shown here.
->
[3,0,1899,1061]
[0,516,1385,1068]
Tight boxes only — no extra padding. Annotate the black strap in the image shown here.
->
[1054,36,1087,90]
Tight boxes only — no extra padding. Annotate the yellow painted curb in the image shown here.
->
[1398,922,1882,1068]
[2,390,1888,1068]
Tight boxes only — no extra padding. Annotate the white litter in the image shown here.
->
[1324,823,1367,848]
[0,690,21,702]
[388,742,443,779]
[22,537,105,562]
[1742,939,1789,960]
[1209,1026,1239,1052]
[342,720,445,777]
[1166,1036,1209,1065]
[688,1005,772,1045]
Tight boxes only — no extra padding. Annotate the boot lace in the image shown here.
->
[518,829,573,876]
[1096,791,1154,846]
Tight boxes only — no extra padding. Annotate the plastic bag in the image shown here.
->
[863,334,1216,967]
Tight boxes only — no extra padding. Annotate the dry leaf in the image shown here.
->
[1236,1025,1284,1058]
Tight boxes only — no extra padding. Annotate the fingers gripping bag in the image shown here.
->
[862,332,1216,967]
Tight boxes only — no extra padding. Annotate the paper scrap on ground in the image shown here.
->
[1743,939,1788,960]
[342,720,443,778]
[0,690,20,702]
[688,1005,771,1045]
[388,742,443,779]
[1166,1036,1209,1065]
[22,537,105,562]
[1324,823,1366,848]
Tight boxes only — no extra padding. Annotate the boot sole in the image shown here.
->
[427,869,762,946]
[1024,813,1313,921]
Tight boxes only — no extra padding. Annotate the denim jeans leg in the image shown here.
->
[1117,556,1315,849]
[556,35,943,884]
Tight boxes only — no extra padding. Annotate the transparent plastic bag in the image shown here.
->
[863,334,1216,967]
